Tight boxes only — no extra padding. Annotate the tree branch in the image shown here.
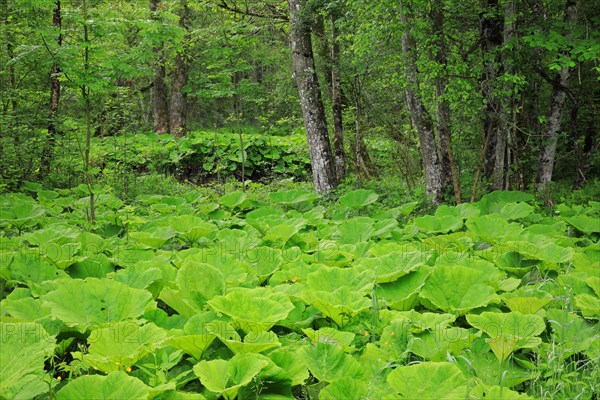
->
[216,0,288,22]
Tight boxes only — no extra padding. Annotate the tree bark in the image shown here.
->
[430,1,461,203]
[170,0,189,137]
[331,11,345,182]
[400,2,443,203]
[39,0,62,179]
[2,0,16,114]
[151,0,170,135]
[288,0,337,193]
[480,0,504,188]
[535,1,577,192]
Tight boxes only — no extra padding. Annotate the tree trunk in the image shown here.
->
[535,1,577,192]
[39,0,62,180]
[430,1,461,203]
[151,0,170,135]
[170,0,189,137]
[2,0,16,114]
[288,0,338,193]
[480,0,504,188]
[331,11,345,182]
[400,2,443,203]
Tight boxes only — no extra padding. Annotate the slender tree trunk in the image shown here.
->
[288,0,337,193]
[535,1,577,192]
[431,1,460,203]
[39,0,62,179]
[2,0,16,114]
[313,15,333,91]
[151,0,170,135]
[400,2,443,203]
[170,0,189,137]
[331,11,345,182]
[480,0,504,187]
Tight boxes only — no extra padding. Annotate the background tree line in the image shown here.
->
[1,0,598,201]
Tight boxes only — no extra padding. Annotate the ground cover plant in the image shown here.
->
[0,187,598,399]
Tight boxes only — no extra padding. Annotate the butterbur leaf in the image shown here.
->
[303,327,355,349]
[466,312,546,362]
[306,267,374,293]
[220,191,248,210]
[565,215,600,234]
[176,260,225,311]
[269,189,319,211]
[575,294,600,319]
[477,191,533,215]
[335,219,374,244]
[169,215,217,244]
[466,214,523,244]
[167,335,216,360]
[262,223,300,247]
[420,264,500,315]
[499,202,534,220]
[356,251,428,283]
[42,278,154,326]
[194,353,268,400]
[408,327,474,361]
[387,362,468,399]
[338,189,378,209]
[56,371,149,400]
[547,308,597,356]
[303,287,371,327]
[213,329,282,354]
[0,322,55,400]
[377,266,432,310]
[268,348,310,386]
[412,214,463,234]
[319,377,369,400]
[208,287,294,332]
[298,343,364,383]
[84,322,167,373]
[472,384,534,399]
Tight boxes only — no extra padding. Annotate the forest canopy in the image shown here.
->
[0,0,598,197]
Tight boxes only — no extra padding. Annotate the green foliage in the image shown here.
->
[1,187,599,398]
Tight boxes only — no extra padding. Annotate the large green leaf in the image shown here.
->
[42,278,154,326]
[499,202,534,220]
[338,189,378,209]
[412,214,463,234]
[466,312,546,362]
[194,353,269,400]
[169,215,217,244]
[269,189,319,211]
[356,251,428,283]
[56,371,149,400]
[0,322,56,400]
[376,266,432,310]
[268,348,310,386]
[83,322,167,372]
[298,343,364,383]
[211,327,282,354]
[176,260,225,311]
[303,327,355,349]
[303,287,372,327]
[319,377,369,400]
[335,219,375,244]
[408,327,475,361]
[387,362,468,399]
[208,287,294,332]
[466,214,523,244]
[306,267,374,293]
[477,191,533,214]
[565,214,600,234]
[420,263,500,315]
